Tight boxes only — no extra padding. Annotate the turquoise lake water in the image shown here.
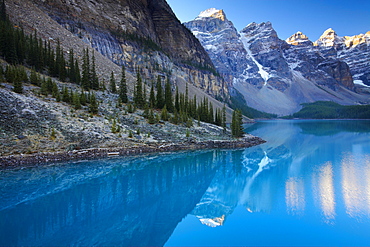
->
[1,120,370,246]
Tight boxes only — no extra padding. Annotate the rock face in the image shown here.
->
[286,31,313,46]
[315,29,370,87]
[5,0,227,99]
[185,9,370,115]
[184,9,250,83]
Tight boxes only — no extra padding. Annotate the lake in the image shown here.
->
[1,120,370,246]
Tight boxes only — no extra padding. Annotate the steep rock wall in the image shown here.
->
[7,0,227,99]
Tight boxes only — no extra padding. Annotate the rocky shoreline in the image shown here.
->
[0,136,265,168]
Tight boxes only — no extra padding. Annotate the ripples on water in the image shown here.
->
[1,120,370,246]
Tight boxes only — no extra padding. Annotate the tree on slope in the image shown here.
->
[231,109,244,138]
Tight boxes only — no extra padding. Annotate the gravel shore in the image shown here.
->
[0,136,265,168]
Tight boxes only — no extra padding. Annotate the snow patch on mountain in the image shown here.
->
[198,8,220,18]
[240,36,270,84]
[354,80,370,87]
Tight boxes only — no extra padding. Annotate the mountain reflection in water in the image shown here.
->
[1,120,370,246]
[191,121,370,225]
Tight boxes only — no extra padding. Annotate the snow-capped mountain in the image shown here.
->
[185,9,370,115]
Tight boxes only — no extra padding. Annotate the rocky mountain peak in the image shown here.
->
[241,21,278,38]
[314,28,344,47]
[286,31,313,46]
[344,32,370,48]
[197,8,227,21]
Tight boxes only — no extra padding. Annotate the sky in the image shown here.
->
[166,0,370,41]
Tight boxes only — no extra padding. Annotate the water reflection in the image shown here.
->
[312,162,336,223]
[0,151,224,246]
[285,177,305,216]
[191,120,370,228]
[2,120,370,246]
[341,151,370,219]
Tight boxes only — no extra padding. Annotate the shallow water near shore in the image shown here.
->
[1,120,370,246]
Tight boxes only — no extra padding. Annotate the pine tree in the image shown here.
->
[47,46,56,76]
[62,86,70,103]
[119,65,128,103]
[55,89,61,102]
[185,83,189,113]
[231,109,243,138]
[209,102,214,124]
[175,86,180,112]
[46,77,53,95]
[55,40,66,81]
[15,28,26,65]
[40,77,48,96]
[147,109,155,124]
[110,71,117,93]
[191,95,197,119]
[172,109,180,125]
[72,91,81,110]
[68,48,76,83]
[80,91,87,105]
[149,82,155,108]
[179,93,185,113]
[30,69,39,86]
[164,78,173,112]
[134,71,144,108]
[156,75,164,109]
[51,81,59,98]
[0,0,6,22]
[143,84,147,105]
[13,78,22,93]
[222,104,227,132]
[89,93,99,114]
[74,60,81,85]
[90,51,99,90]
[0,65,4,82]
[81,48,90,89]
[5,26,17,64]
[161,105,169,121]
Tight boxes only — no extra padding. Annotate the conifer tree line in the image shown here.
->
[0,1,100,113]
[0,1,245,137]
[0,0,102,91]
[128,71,227,129]
[231,109,244,138]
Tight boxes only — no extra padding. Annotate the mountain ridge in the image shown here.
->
[184,8,370,115]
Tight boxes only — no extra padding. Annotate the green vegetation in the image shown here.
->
[231,109,243,138]
[119,65,128,103]
[290,101,370,119]
[111,29,162,52]
[109,71,117,93]
[0,1,244,135]
[181,60,220,77]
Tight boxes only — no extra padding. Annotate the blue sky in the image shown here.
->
[166,0,370,41]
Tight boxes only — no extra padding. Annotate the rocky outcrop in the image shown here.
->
[314,28,370,87]
[314,28,345,47]
[317,60,354,89]
[286,31,313,46]
[185,9,370,115]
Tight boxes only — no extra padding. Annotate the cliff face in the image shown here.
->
[6,0,227,98]
[314,28,370,88]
